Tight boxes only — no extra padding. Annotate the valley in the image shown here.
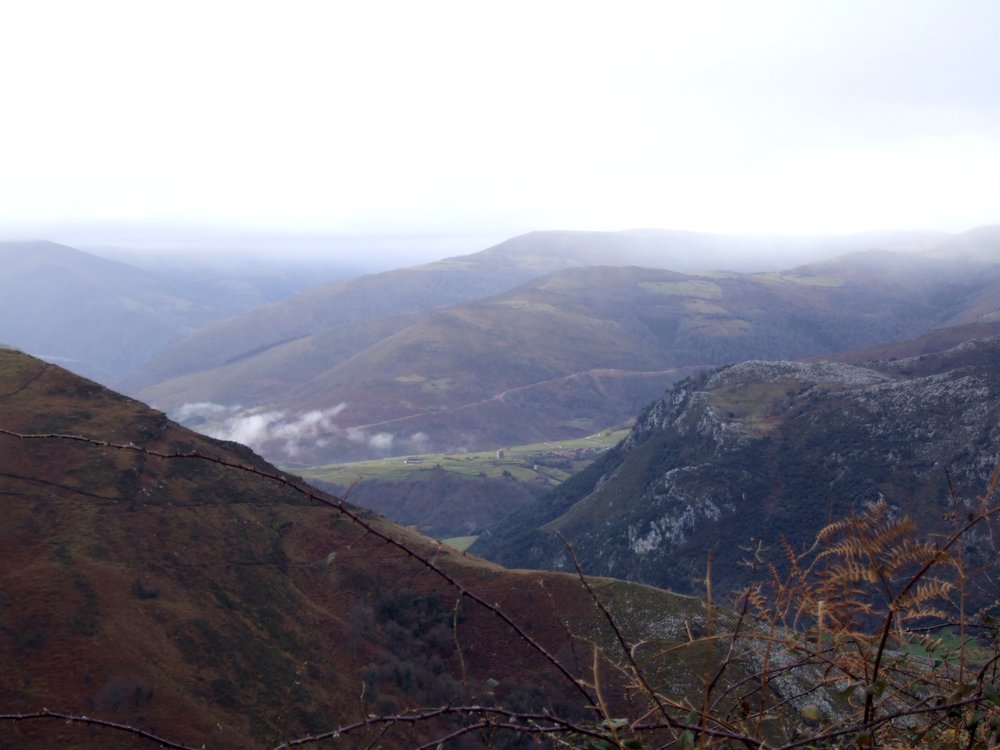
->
[8,4,1000,745]
[0,347,836,749]
[7,226,1000,544]
[3,225,1000,749]
[296,426,630,538]
[3,330,999,749]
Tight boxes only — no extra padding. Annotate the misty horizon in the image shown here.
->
[2,221,995,275]
[3,1,999,262]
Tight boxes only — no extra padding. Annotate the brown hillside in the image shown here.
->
[1,349,713,749]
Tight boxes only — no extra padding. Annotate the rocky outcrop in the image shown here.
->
[473,332,1000,596]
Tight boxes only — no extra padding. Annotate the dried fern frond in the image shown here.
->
[883,537,948,574]
[815,536,868,564]
[815,515,857,544]
[893,578,955,613]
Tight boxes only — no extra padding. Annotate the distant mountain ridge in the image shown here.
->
[121,227,944,392]
[471,324,1000,596]
[129,227,1000,465]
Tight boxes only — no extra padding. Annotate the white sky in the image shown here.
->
[1,0,998,254]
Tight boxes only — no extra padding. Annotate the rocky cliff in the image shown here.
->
[472,326,1000,597]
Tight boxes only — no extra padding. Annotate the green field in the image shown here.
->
[441,535,478,551]
[294,427,630,489]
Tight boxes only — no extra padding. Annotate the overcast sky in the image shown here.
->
[1,0,998,258]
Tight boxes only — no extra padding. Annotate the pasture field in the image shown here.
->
[294,427,630,488]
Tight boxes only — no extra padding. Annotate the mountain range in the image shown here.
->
[5,224,1000,747]
[118,227,943,394]
[124,226,1000,466]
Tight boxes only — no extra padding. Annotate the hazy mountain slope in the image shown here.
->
[131,312,422,409]
[471,328,1000,596]
[0,241,337,382]
[85,242,370,303]
[138,232,1000,465]
[117,253,534,392]
[120,227,941,392]
[920,223,1000,265]
[0,348,712,749]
